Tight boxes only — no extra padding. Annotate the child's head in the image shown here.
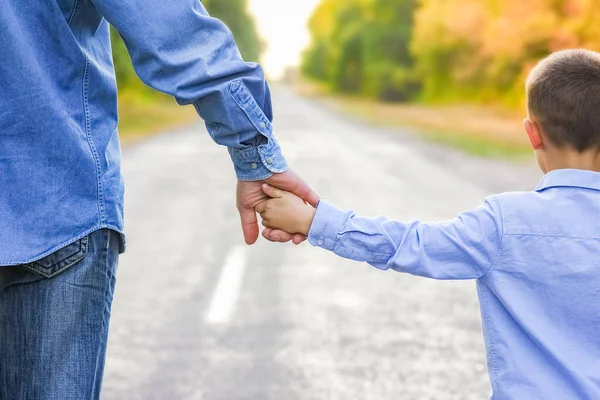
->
[525,49,600,173]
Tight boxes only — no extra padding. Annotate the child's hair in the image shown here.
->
[526,49,600,152]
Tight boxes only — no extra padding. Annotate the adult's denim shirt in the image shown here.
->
[309,169,600,399]
[0,1,287,265]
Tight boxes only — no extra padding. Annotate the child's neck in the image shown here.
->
[544,147,600,173]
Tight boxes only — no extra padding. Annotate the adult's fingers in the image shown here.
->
[294,181,319,208]
[267,170,319,207]
[292,233,307,245]
[262,228,307,245]
[285,169,318,207]
[238,206,259,245]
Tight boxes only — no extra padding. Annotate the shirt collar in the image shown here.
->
[536,168,600,192]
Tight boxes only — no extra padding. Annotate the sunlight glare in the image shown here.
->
[248,0,322,79]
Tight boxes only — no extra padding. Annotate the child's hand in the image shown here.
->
[257,184,316,236]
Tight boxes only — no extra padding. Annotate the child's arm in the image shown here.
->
[259,184,503,280]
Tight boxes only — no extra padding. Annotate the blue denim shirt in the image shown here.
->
[0,0,286,265]
[309,169,600,399]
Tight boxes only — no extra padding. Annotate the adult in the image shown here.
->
[0,1,317,399]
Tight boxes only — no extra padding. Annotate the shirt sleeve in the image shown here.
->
[93,0,287,181]
[308,198,503,280]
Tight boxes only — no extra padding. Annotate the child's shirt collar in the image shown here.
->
[536,168,600,192]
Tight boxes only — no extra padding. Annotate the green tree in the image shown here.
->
[301,0,341,82]
[362,0,419,100]
[302,0,418,100]
[304,0,600,107]
[329,1,366,93]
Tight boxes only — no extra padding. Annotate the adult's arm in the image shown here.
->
[94,0,318,243]
[94,0,284,181]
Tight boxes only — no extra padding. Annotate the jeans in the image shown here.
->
[0,229,120,400]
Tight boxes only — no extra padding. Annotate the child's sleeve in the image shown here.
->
[307,198,503,280]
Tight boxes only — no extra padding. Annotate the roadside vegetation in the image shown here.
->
[301,0,600,158]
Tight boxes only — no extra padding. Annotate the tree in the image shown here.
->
[302,0,419,100]
[304,0,600,108]
[411,0,600,106]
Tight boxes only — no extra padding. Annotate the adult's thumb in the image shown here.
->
[238,206,259,245]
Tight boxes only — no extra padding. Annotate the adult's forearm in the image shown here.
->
[95,0,287,180]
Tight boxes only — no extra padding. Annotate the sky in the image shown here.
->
[247,0,322,79]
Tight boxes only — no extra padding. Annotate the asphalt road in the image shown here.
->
[102,86,541,400]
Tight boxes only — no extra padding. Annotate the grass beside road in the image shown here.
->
[294,81,532,160]
[117,90,198,146]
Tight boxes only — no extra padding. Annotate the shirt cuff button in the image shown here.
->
[317,239,324,246]
[266,157,274,165]
[250,162,258,170]
[260,122,267,128]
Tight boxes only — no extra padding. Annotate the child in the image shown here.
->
[257,49,600,399]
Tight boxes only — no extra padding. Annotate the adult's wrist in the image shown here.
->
[228,137,288,181]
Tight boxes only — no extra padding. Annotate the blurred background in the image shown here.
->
[102,1,600,399]
[112,0,600,156]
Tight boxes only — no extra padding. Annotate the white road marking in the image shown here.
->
[205,245,248,325]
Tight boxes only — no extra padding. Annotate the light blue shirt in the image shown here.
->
[309,168,600,399]
[0,0,286,265]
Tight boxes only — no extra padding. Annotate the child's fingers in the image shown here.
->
[258,207,270,219]
[262,183,283,199]
[255,201,267,214]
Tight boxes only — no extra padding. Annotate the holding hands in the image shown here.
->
[256,184,317,237]
[236,169,318,245]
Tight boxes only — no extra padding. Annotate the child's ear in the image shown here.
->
[524,118,543,150]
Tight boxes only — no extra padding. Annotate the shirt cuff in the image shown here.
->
[308,200,348,251]
[228,136,288,181]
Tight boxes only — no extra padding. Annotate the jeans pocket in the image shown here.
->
[22,235,90,278]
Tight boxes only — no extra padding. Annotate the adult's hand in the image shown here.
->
[237,169,318,245]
